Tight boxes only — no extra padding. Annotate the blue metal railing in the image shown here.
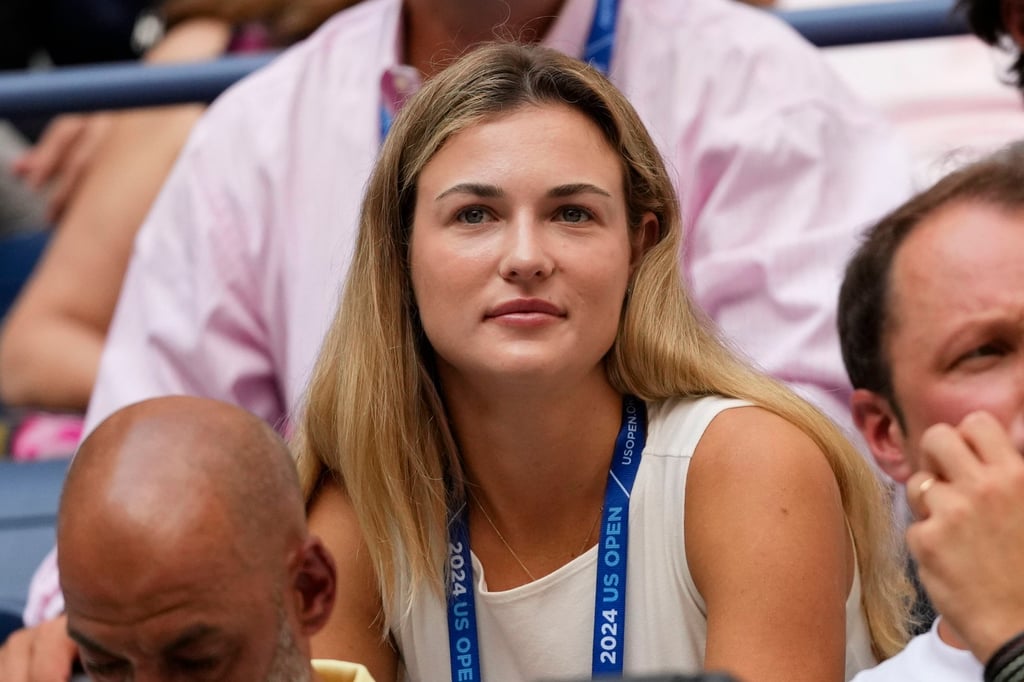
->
[0,0,968,116]
[777,0,965,47]
[0,54,276,116]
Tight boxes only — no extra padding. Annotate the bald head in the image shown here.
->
[56,397,336,682]
[59,395,306,572]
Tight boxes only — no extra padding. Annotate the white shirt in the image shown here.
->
[394,398,875,681]
[852,619,982,682]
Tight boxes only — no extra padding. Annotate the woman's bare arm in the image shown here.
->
[686,406,853,682]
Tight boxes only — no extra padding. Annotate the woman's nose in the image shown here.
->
[498,218,554,281]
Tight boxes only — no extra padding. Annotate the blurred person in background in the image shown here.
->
[0,0,362,460]
[752,0,1024,185]
[0,0,158,319]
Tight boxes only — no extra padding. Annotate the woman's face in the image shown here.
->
[409,103,646,392]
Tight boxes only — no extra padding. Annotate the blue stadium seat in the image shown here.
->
[0,459,67,616]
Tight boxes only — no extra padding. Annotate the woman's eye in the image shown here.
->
[557,206,592,223]
[456,207,491,224]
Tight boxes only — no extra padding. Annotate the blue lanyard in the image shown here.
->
[584,0,619,76]
[381,0,620,142]
[446,395,647,680]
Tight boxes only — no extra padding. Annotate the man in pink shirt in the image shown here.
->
[0,0,912,677]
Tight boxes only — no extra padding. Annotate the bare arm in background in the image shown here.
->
[0,19,231,411]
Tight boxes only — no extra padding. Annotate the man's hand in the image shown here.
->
[906,411,1024,663]
[0,615,77,681]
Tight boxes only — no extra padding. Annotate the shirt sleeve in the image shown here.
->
[23,96,285,626]
[680,95,912,437]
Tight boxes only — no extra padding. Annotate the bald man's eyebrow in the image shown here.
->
[547,183,612,198]
[435,183,504,201]
[67,628,118,658]
[162,624,224,654]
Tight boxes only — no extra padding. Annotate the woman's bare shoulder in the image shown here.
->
[684,405,853,681]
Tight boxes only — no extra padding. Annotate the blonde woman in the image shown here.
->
[295,42,911,682]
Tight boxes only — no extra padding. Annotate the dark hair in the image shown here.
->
[955,0,1024,93]
[838,142,1024,419]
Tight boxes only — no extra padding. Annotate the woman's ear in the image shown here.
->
[630,212,660,269]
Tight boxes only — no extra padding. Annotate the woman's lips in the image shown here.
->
[485,298,566,325]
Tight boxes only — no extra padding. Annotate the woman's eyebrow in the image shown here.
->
[547,183,611,198]
[436,183,503,201]
[435,182,612,201]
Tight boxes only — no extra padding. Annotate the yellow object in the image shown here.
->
[312,659,376,682]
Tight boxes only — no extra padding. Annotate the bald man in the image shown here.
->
[31,396,370,682]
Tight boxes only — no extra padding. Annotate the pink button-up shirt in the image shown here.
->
[25,0,912,623]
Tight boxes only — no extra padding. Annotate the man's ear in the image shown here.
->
[851,388,913,483]
[290,536,337,637]
[630,212,660,271]
[1004,0,1024,49]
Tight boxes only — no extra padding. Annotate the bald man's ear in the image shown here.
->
[1004,0,1024,50]
[291,536,336,637]
[851,388,912,483]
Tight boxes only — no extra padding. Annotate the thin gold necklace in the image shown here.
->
[472,494,603,582]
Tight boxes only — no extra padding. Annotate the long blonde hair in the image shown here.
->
[293,42,911,658]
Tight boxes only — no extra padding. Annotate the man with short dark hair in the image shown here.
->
[839,142,1024,680]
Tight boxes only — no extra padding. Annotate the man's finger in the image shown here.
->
[29,615,76,682]
[0,628,34,681]
[919,422,980,483]
[958,411,1019,466]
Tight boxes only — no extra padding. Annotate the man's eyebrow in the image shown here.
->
[547,183,612,198]
[67,628,117,658]
[161,624,223,654]
[435,183,504,201]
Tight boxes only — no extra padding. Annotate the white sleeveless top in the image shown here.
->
[392,397,876,681]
